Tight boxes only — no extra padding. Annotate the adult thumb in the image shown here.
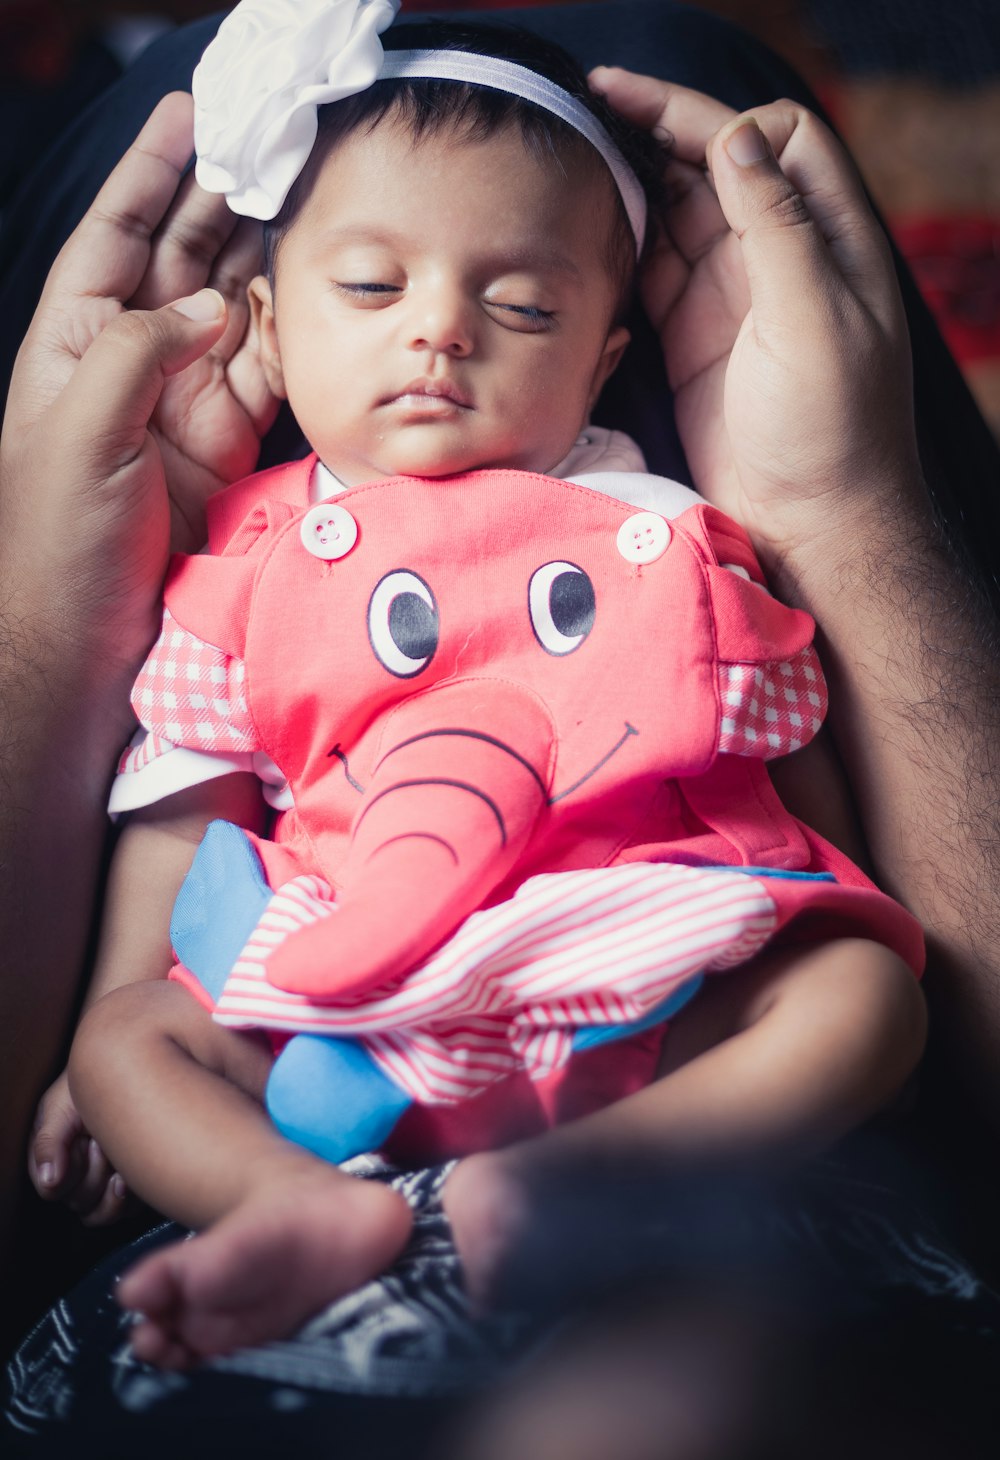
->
[708,117,832,312]
[53,289,227,480]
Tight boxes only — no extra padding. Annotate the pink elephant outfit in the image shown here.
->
[112,451,923,1162]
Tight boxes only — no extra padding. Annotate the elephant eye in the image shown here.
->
[368,570,439,677]
[528,561,595,656]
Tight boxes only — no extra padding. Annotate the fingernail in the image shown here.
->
[172,288,224,321]
[39,1162,54,1186]
[726,119,770,167]
[90,1138,101,1160]
[112,1175,127,1199]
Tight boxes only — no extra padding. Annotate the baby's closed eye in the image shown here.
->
[333,282,402,303]
[490,305,557,331]
[486,301,556,331]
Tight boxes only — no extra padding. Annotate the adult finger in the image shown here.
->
[128,166,240,312]
[635,222,689,337]
[658,154,730,271]
[29,1095,83,1199]
[589,68,735,165]
[67,1138,117,1220]
[707,106,896,318]
[593,69,894,311]
[589,68,746,320]
[38,92,197,313]
[47,289,228,484]
[136,209,263,415]
[202,217,267,374]
[81,1171,132,1228]
[208,216,266,314]
[9,93,201,427]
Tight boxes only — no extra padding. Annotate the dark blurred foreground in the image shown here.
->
[446,1145,1000,1460]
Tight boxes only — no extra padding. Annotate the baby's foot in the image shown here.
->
[442,1150,533,1307]
[118,1169,412,1367]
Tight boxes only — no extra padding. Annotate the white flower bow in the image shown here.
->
[193,0,401,220]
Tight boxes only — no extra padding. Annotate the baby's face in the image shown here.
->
[250,115,630,486]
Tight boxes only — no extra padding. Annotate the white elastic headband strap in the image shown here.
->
[193,0,647,247]
[378,50,646,252]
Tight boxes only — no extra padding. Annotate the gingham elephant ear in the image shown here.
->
[717,646,827,760]
[682,503,828,761]
[129,608,257,755]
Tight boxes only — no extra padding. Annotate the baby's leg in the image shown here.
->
[445,938,926,1301]
[68,983,412,1366]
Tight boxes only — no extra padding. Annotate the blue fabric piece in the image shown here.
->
[571,975,704,1053]
[169,820,271,1004]
[709,865,836,883]
[267,1034,413,1165]
[173,823,411,1161]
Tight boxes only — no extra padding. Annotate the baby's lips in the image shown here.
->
[388,377,474,408]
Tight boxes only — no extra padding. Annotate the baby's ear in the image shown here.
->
[587,324,630,411]
[248,275,287,399]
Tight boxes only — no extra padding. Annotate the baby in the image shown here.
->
[30,1,925,1368]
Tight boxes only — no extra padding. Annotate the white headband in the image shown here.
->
[192,0,646,250]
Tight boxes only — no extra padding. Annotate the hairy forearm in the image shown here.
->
[0,606,140,1236]
[0,616,138,1033]
[773,481,1000,1113]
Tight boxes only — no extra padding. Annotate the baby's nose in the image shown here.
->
[406,285,474,357]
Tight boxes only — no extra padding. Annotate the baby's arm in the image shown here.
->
[29,773,264,1221]
[445,934,926,1300]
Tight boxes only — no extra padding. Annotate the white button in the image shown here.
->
[300,503,358,560]
[616,511,670,564]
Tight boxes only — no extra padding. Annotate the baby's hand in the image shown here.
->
[29,1071,130,1225]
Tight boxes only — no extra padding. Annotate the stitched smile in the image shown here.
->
[549,723,639,804]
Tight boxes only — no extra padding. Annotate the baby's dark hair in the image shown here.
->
[262,19,667,322]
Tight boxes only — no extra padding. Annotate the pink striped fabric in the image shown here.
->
[210,863,778,1104]
[117,731,176,777]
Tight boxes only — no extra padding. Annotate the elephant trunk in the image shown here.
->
[265,680,554,1000]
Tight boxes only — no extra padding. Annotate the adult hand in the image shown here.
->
[29,1071,132,1227]
[590,70,924,580]
[0,97,280,1238]
[1,90,278,669]
[593,71,1000,1126]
